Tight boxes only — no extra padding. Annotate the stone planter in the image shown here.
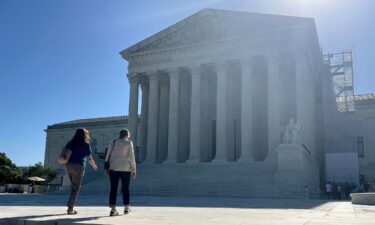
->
[33,185,48,193]
[350,193,375,205]
[18,184,29,193]
[5,184,21,193]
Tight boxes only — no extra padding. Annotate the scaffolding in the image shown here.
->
[323,50,355,112]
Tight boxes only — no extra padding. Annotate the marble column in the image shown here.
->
[140,77,149,162]
[239,58,254,161]
[296,51,308,127]
[266,55,280,162]
[128,74,139,146]
[145,73,159,163]
[166,69,180,162]
[213,62,227,162]
[295,50,314,152]
[187,66,201,163]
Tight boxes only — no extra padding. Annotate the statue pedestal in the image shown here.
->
[274,144,319,198]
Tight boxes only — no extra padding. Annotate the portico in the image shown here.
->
[121,9,319,164]
[119,8,321,197]
[124,54,315,164]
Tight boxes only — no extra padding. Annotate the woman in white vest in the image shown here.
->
[105,129,136,216]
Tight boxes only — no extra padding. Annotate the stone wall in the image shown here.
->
[44,116,139,184]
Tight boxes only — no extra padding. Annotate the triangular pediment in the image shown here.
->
[120,9,313,58]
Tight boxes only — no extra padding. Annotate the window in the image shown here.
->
[357,136,365,158]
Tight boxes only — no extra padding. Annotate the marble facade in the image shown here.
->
[45,9,375,198]
[121,9,321,165]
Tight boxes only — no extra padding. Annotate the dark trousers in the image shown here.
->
[65,163,85,210]
[109,170,131,206]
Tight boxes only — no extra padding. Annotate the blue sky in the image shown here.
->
[0,0,374,166]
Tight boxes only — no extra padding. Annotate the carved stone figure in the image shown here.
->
[282,118,303,144]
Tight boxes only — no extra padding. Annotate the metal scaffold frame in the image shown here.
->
[323,50,355,112]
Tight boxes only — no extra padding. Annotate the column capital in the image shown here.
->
[148,76,158,82]
[240,58,253,73]
[215,58,226,65]
[295,48,308,56]
[239,57,252,65]
[168,68,180,77]
[214,60,228,73]
[189,65,201,73]
[127,74,140,85]
[127,70,138,76]
[148,71,159,81]
[139,76,149,88]
[265,53,282,63]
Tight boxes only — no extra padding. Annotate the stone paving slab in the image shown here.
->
[0,194,375,225]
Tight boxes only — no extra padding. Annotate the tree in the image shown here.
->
[23,162,58,183]
[0,152,21,185]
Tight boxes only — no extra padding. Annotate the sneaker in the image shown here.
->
[110,210,119,216]
[67,210,77,215]
[124,208,131,215]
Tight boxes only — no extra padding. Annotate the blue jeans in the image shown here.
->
[109,170,131,206]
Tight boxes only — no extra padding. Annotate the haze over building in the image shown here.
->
[44,9,375,198]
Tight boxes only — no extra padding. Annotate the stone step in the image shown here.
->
[77,161,278,197]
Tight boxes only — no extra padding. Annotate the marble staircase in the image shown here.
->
[78,161,281,197]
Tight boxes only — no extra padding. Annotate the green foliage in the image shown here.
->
[0,152,21,185]
[23,162,58,183]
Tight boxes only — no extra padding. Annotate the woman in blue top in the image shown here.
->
[64,128,97,214]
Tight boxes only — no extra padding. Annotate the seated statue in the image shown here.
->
[281,118,303,144]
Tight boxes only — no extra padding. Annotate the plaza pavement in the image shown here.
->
[0,193,375,225]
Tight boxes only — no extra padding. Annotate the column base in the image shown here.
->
[185,159,200,164]
[163,159,178,164]
[237,157,255,163]
[265,151,278,163]
[142,160,158,164]
[211,158,227,163]
[265,157,278,163]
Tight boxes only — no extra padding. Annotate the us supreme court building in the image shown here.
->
[44,9,375,198]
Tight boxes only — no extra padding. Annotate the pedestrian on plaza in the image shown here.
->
[105,129,136,216]
[319,181,326,199]
[332,182,338,199]
[344,183,351,200]
[358,183,364,193]
[325,182,332,199]
[365,181,370,192]
[63,128,97,215]
[337,184,343,200]
[369,181,375,192]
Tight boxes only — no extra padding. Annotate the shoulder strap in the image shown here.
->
[107,139,117,161]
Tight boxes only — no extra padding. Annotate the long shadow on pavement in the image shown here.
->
[0,193,329,209]
[0,214,103,225]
